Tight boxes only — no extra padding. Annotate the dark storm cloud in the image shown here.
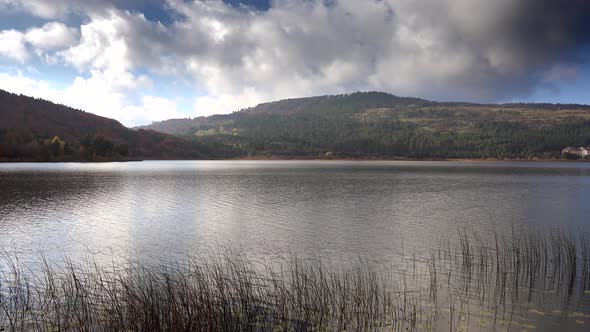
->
[361,0,590,102]
[477,0,590,67]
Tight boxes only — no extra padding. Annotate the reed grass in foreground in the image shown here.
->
[0,228,589,331]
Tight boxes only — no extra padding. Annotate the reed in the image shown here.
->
[0,228,589,331]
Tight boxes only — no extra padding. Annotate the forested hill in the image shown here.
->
[138,91,590,159]
[3,89,589,161]
[0,89,212,161]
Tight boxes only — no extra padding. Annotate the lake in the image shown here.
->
[1,160,590,331]
[1,160,590,263]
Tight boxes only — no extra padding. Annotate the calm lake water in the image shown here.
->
[1,160,590,331]
[1,160,589,262]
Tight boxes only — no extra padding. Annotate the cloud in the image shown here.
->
[0,29,29,62]
[0,71,61,97]
[0,71,181,126]
[161,0,402,112]
[154,0,590,110]
[0,0,117,19]
[59,9,170,73]
[66,73,179,125]
[195,88,266,116]
[0,0,91,19]
[25,22,79,50]
[2,0,590,122]
[123,96,182,125]
[0,22,78,63]
[369,0,590,100]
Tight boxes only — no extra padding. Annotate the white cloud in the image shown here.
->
[0,0,108,19]
[0,71,179,126]
[60,12,131,72]
[0,30,29,62]
[194,88,267,116]
[62,70,170,125]
[0,72,63,99]
[19,0,69,19]
[25,22,79,50]
[0,10,175,126]
[0,22,78,64]
[164,0,396,112]
[2,0,590,123]
[123,96,182,125]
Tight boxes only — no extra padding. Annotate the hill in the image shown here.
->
[0,89,213,161]
[138,91,590,160]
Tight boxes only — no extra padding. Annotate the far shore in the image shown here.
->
[0,158,143,163]
[1,156,588,163]
[228,155,588,163]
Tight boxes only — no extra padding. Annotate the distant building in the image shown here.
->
[562,146,589,158]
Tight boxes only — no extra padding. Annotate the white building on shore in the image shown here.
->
[562,146,590,158]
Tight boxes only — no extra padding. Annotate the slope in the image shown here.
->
[139,91,590,159]
[0,89,210,161]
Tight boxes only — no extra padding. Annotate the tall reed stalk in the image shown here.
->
[0,228,589,331]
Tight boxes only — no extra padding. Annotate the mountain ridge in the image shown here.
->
[2,89,590,161]
[137,91,590,160]
[138,91,590,133]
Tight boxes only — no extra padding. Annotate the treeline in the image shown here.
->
[0,128,232,161]
[175,92,590,160]
[0,129,132,161]
[205,115,589,159]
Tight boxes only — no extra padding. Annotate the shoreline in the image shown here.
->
[227,155,588,163]
[0,156,588,163]
[0,159,144,163]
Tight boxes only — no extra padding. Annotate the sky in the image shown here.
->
[0,0,589,127]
